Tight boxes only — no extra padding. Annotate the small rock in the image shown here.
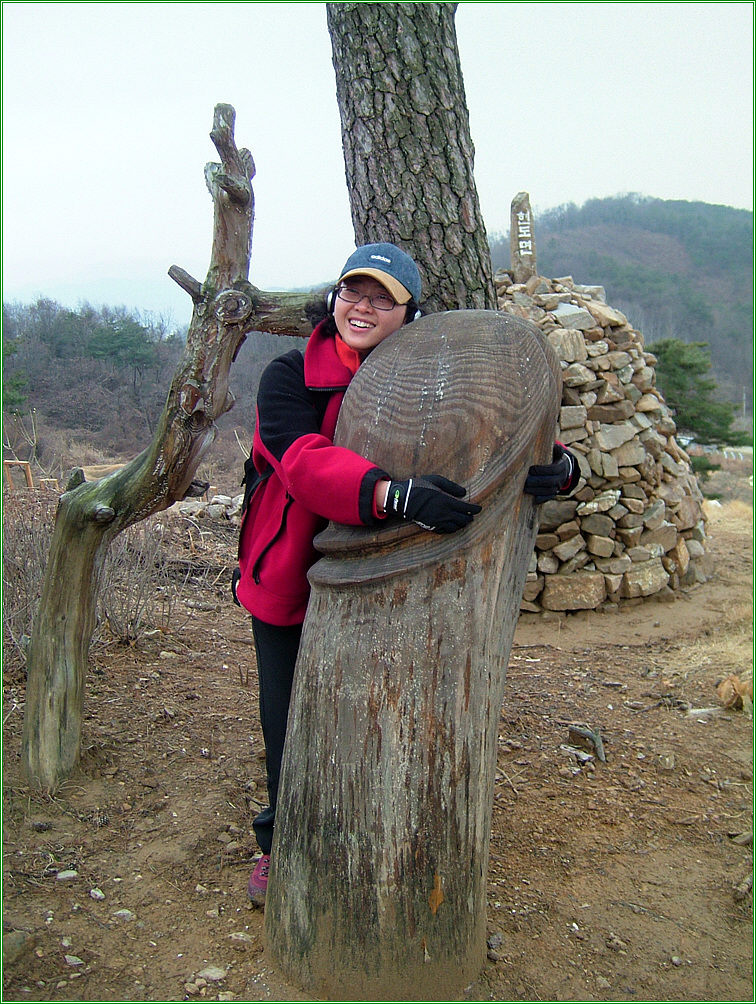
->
[112,908,135,922]
[728,831,753,847]
[55,869,78,881]
[2,930,34,966]
[64,955,84,967]
[229,931,254,944]
[606,932,628,952]
[197,965,227,982]
[671,955,683,967]
[596,976,611,990]
[89,887,106,901]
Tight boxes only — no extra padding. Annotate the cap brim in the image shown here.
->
[339,268,411,305]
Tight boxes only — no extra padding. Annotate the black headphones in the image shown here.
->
[326,286,422,322]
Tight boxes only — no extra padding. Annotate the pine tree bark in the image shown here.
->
[21,105,314,791]
[326,2,495,313]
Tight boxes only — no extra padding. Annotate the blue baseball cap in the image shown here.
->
[338,242,422,305]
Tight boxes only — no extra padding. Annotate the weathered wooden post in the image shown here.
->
[510,191,537,283]
[265,310,561,1000]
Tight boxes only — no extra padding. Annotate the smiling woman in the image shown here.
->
[233,243,484,898]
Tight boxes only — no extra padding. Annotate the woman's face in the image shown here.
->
[333,275,408,357]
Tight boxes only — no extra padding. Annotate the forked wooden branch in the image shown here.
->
[21,104,312,791]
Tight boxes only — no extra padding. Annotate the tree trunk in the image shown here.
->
[326,2,495,314]
[21,105,313,791]
[265,311,562,1000]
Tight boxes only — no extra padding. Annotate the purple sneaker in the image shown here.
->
[247,854,270,906]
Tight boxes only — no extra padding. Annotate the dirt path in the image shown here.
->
[2,498,752,1002]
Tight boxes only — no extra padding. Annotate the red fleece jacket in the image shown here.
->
[235,322,388,626]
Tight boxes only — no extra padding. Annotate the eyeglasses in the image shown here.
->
[335,285,399,312]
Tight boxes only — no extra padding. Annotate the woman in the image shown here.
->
[233,243,577,904]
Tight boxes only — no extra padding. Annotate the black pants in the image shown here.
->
[250,616,302,854]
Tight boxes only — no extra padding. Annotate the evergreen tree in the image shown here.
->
[2,334,28,412]
[651,338,750,445]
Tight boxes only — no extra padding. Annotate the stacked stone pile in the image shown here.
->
[495,269,712,613]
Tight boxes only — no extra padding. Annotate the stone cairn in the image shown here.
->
[500,192,711,613]
[177,193,712,615]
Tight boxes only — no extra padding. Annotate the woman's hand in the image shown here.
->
[524,444,579,504]
[378,475,481,533]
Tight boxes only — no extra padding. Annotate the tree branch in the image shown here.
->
[168,265,203,301]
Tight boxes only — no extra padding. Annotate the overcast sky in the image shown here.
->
[3,1,753,328]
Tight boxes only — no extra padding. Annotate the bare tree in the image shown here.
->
[22,105,314,791]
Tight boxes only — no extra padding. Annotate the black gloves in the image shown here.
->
[383,448,578,531]
[384,475,481,534]
[525,444,579,504]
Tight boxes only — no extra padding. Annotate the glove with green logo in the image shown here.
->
[384,475,481,534]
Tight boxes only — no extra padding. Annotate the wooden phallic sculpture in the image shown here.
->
[265,309,562,1000]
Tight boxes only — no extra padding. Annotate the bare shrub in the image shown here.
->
[97,518,199,644]
[2,493,56,668]
[2,494,218,676]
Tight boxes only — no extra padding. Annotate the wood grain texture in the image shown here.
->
[314,310,561,581]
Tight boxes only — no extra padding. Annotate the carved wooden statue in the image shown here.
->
[265,309,561,1000]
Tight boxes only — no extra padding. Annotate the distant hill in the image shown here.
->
[489,195,753,411]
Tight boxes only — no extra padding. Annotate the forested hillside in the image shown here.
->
[4,195,751,481]
[1,298,302,482]
[490,195,753,411]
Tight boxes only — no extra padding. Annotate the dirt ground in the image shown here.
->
[2,476,753,1002]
